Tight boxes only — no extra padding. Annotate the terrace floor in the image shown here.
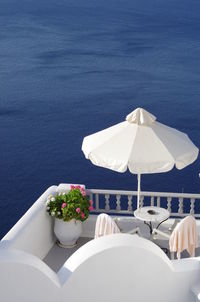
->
[43,237,92,272]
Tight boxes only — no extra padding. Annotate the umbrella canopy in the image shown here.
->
[82,108,199,208]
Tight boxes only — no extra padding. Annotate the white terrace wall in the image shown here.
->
[1,185,200,302]
[1,185,57,259]
[58,234,200,302]
[0,234,200,302]
[0,245,61,302]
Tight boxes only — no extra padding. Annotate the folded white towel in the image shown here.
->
[95,213,120,238]
[169,215,198,259]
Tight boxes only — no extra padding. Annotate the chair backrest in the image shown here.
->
[169,215,198,259]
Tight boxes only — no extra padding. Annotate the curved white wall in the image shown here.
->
[59,234,199,302]
[1,234,199,302]
[1,186,57,259]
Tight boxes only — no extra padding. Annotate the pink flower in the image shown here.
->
[88,206,94,211]
[80,187,86,197]
[62,203,67,208]
[71,185,82,191]
[81,191,86,197]
[76,207,81,213]
[89,200,93,206]
[81,212,85,219]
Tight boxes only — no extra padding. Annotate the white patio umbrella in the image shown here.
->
[82,108,199,209]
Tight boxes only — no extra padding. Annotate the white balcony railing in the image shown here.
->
[86,189,200,218]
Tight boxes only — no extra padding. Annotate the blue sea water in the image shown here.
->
[0,0,200,238]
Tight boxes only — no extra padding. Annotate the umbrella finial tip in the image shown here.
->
[126,108,156,125]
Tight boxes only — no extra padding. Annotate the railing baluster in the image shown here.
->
[190,198,195,215]
[151,196,154,206]
[90,193,93,204]
[167,197,172,213]
[116,194,121,211]
[157,197,160,207]
[105,194,110,211]
[128,195,133,211]
[140,196,144,208]
[178,197,183,215]
[95,193,99,210]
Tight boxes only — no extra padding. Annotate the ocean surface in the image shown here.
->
[0,0,200,238]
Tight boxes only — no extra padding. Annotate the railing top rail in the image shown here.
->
[86,188,200,199]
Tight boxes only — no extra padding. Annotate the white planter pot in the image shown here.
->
[54,218,82,248]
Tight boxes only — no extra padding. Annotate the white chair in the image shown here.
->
[152,215,198,259]
[95,213,141,238]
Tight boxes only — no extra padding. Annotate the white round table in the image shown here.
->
[134,206,170,234]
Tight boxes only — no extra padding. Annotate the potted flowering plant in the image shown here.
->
[46,185,93,248]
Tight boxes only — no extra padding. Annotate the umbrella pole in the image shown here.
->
[137,174,141,209]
